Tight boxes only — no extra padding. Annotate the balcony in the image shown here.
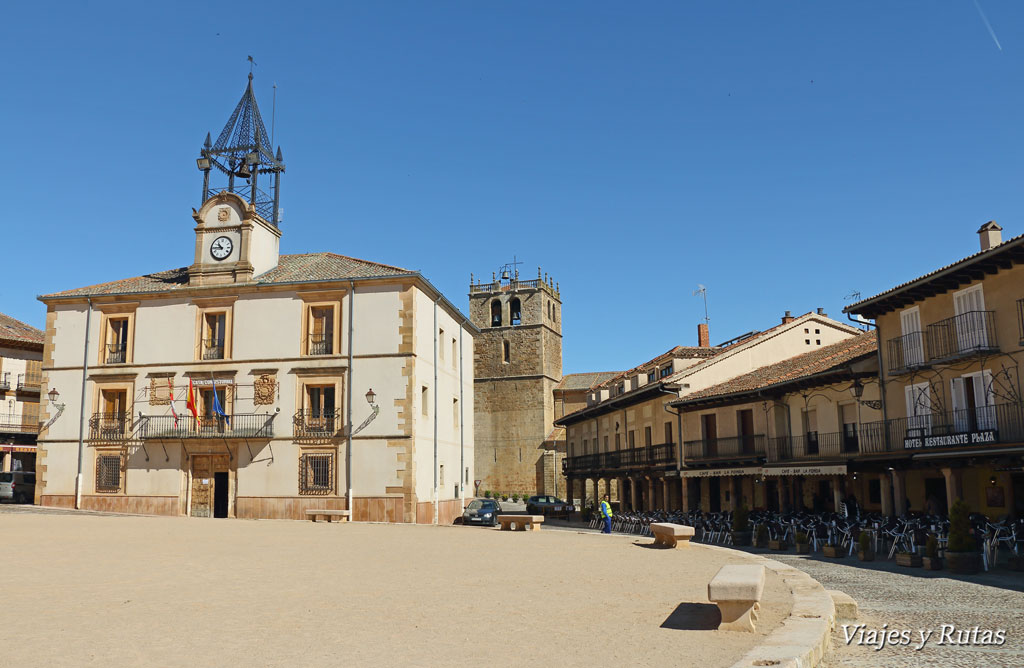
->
[886,332,928,375]
[0,373,10,391]
[202,338,225,360]
[89,413,132,441]
[926,311,998,363]
[307,334,333,356]
[0,412,40,434]
[766,432,858,462]
[293,410,339,440]
[106,342,127,364]
[139,413,275,439]
[563,443,676,476]
[683,435,765,462]
[16,373,41,393]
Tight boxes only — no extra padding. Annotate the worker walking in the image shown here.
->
[599,494,613,534]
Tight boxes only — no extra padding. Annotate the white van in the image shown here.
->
[0,471,35,503]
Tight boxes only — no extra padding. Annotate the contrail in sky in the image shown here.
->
[973,0,1003,51]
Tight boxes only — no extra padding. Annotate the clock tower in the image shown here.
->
[190,73,285,286]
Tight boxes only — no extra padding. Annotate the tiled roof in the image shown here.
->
[845,232,1024,315]
[545,426,566,442]
[674,333,877,403]
[0,312,44,346]
[596,345,719,389]
[40,253,416,299]
[555,371,622,392]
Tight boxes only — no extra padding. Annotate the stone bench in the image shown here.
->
[498,515,544,531]
[650,522,695,549]
[707,564,765,632]
[305,509,351,523]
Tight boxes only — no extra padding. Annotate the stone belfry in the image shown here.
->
[469,263,563,495]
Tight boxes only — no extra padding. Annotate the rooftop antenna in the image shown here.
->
[693,284,710,325]
[844,291,861,301]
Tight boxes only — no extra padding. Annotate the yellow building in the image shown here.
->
[0,312,44,473]
[844,222,1024,518]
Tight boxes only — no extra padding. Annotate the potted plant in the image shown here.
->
[823,539,843,559]
[754,524,769,548]
[945,499,981,574]
[511,493,519,503]
[795,532,810,554]
[923,534,942,570]
[857,531,875,561]
[484,490,491,499]
[731,504,752,547]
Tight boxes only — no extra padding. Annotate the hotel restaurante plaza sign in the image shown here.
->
[904,430,998,449]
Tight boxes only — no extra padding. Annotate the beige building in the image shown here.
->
[557,313,863,510]
[844,222,1024,517]
[34,77,475,523]
[0,313,44,472]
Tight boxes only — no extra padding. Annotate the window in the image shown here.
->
[905,382,932,436]
[453,398,459,428]
[603,435,608,450]
[95,388,129,438]
[647,370,656,383]
[816,339,821,345]
[299,453,334,495]
[106,318,129,364]
[814,329,820,334]
[491,300,502,327]
[422,386,429,416]
[439,329,445,359]
[308,306,335,355]
[198,386,230,433]
[96,454,121,492]
[615,433,621,449]
[510,298,521,326]
[583,438,588,453]
[202,312,227,360]
[503,340,510,364]
[664,421,673,443]
[304,385,337,433]
[617,383,625,395]
[452,338,457,367]
[628,430,635,448]
[899,306,925,367]
[660,366,672,379]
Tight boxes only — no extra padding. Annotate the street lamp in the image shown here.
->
[365,388,376,405]
[47,388,60,403]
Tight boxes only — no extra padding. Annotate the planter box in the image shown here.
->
[945,551,981,575]
[858,550,875,562]
[768,539,787,551]
[896,553,922,568]
[795,543,810,554]
[923,557,943,570]
[752,536,768,549]
[732,531,752,547]
[823,545,843,558]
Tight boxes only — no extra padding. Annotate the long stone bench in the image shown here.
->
[305,509,351,523]
[649,522,695,549]
[707,564,765,632]
[498,515,544,531]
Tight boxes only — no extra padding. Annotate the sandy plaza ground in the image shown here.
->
[0,509,791,667]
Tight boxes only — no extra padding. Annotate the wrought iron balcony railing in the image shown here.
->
[139,413,275,439]
[88,413,132,441]
[16,373,41,393]
[886,332,928,375]
[307,334,333,356]
[202,338,225,360]
[0,412,40,434]
[926,310,998,362]
[563,443,677,475]
[683,435,766,461]
[106,342,127,364]
[0,373,10,391]
[293,409,339,438]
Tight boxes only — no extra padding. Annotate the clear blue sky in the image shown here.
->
[3,2,1022,374]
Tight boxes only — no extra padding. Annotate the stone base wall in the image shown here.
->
[416,499,463,525]
[41,494,179,516]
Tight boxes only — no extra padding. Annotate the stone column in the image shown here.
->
[645,476,654,511]
[777,478,786,512]
[729,476,739,511]
[942,467,963,514]
[630,477,639,511]
[660,478,668,510]
[893,470,907,516]
[880,473,893,517]
[681,477,690,512]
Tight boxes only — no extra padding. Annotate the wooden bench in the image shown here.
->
[650,522,695,549]
[305,509,351,523]
[497,515,544,531]
[707,564,765,632]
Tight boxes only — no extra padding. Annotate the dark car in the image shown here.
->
[525,495,573,518]
[462,499,501,526]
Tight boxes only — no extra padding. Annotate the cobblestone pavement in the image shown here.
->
[762,550,1024,667]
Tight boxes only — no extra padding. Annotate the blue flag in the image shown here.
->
[211,379,230,426]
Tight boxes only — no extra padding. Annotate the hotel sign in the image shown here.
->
[904,430,997,449]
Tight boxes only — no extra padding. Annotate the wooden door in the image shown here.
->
[191,456,213,518]
[900,307,924,366]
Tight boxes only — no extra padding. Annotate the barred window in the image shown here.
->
[299,453,334,495]
[96,455,121,492]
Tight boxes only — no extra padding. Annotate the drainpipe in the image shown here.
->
[75,298,93,510]
[433,299,439,525]
[347,280,355,516]
[847,312,888,451]
[459,317,466,512]
[662,401,683,471]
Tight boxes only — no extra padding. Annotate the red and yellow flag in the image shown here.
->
[186,378,200,424]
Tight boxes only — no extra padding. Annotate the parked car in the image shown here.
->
[462,499,501,526]
[525,495,573,518]
[0,471,36,503]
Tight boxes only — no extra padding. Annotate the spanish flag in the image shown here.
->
[186,378,200,424]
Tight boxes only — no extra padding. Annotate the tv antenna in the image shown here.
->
[844,291,861,301]
[693,284,710,325]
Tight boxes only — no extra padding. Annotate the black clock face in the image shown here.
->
[210,236,233,261]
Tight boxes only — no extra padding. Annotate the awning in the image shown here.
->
[762,464,847,477]
[680,466,763,478]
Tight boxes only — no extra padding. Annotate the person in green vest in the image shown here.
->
[599,494,613,534]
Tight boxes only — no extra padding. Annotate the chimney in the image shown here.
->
[816,307,827,317]
[781,310,794,324]
[697,323,710,348]
[978,221,1003,252]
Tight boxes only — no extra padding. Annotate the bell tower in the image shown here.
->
[470,263,563,495]
[190,74,285,286]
